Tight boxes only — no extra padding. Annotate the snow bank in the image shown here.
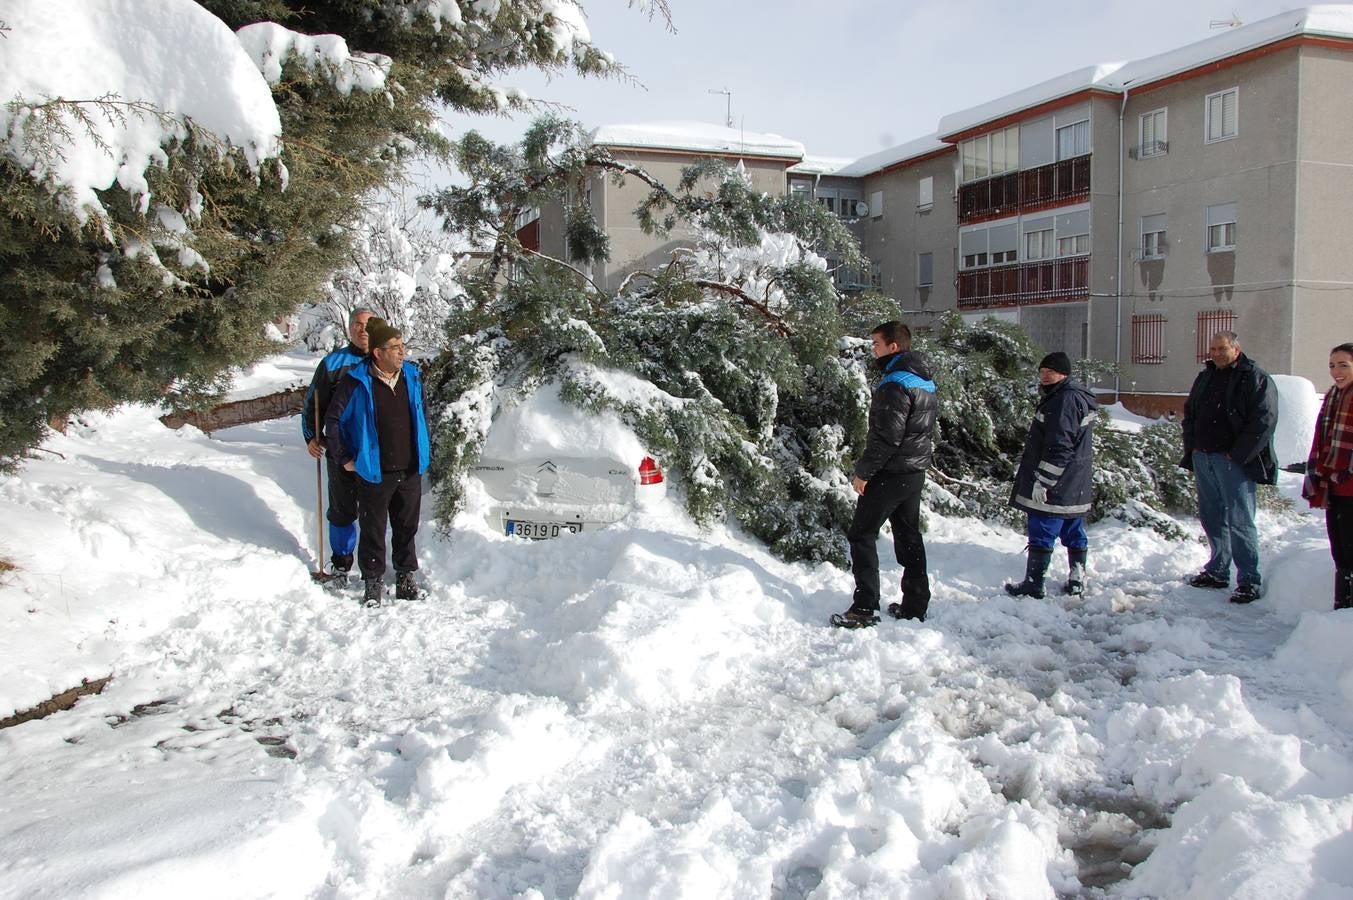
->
[1273,373,1321,468]
[0,0,281,221]
[4,353,1353,897]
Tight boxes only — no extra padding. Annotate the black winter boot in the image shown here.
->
[395,572,425,602]
[362,578,384,608]
[1063,548,1087,596]
[1336,569,1353,611]
[889,573,931,621]
[1006,547,1054,599]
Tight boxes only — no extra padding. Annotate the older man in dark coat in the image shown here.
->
[1179,330,1278,605]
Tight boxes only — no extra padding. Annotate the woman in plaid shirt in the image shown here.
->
[1303,341,1353,610]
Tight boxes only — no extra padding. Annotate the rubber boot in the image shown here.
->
[1005,547,1053,599]
[1336,569,1353,611]
[1063,548,1087,596]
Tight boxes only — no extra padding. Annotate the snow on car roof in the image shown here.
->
[481,370,661,465]
[589,121,805,160]
[937,5,1353,138]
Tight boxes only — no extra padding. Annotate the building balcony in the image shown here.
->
[958,154,1091,224]
[956,256,1089,310]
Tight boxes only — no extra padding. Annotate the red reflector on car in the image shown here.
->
[638,456,664,485]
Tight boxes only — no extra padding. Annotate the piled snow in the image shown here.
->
[481,378,647,465]
[236,23,392,95]
[0,0,281,221]
[591,121,805,160]
[1,354,1352,897]
[1273,374,1322,468]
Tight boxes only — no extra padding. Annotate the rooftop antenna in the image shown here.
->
[1209,12,1242,28]
[708,87,733,128]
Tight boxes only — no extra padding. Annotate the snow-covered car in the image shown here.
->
[469,384,666,539]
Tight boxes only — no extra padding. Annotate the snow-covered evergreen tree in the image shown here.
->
[424,119,867,563]
[0,0,645,467]
[295,195,467,354]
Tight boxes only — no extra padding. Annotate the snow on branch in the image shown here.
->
[236,23,393,95]
[1,0,281,222]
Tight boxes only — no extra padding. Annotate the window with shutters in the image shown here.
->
[1138,108,1167,157]
[1025,229,1054,261]
[1141,213,1167,259]
[917,252,934,287]
[1206,203,1236,252]
[918,176,933,209]
[1056,120,1089,160]
[1205,87,1238,143]
[959,126,1019,183]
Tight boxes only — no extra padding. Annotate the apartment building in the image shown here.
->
[848,7,1353,409]
[532,7,1353,408]
[524,121,805,292]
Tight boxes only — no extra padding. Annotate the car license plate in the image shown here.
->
[506,520,582,540]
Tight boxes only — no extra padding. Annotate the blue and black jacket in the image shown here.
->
[1011,377,1097,518]
[301,345,367,445]
[853,350,939,480]
[325,361,431,484]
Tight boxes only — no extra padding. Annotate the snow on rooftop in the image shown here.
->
[937,64,1126,139]
[835,132,950,178]
[937,6,1353,139]
[1106,5,1353,88]
[786,155,853,176]
[0,0,282,222]
[590,121,805,160]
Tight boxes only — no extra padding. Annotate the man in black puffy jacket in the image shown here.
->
[832,321,939,629]
[1005,352,1098,599]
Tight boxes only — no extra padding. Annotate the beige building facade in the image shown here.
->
[532,9,1353,411]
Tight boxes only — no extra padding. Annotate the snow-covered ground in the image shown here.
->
[2,356,1352,899]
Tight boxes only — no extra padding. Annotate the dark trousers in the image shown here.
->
[357,471,421,580]
[326,459,359,557]
[847,469,929,615]
[1327,495,1353,571]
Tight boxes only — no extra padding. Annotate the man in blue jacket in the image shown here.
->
[1179,331,1278,605]
[832,321,939,629]
[1005,352,1098,599]
[302,308,372,580]
[325,317,432,607]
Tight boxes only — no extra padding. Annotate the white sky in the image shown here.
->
[437,0,1312,162]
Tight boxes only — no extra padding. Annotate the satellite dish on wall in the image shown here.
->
[854,200,870,217]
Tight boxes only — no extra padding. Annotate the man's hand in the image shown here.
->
[306,438,324,459]
[343,460,356,472]
[852,476,867,495]
[1031,482,1049,505]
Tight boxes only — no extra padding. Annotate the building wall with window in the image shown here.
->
[587,149,795,290]
[1117,45,1302,392]
[856,150,957,322]
[1293,43,1353,384]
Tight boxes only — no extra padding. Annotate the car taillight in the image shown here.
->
[638,456,664,485]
